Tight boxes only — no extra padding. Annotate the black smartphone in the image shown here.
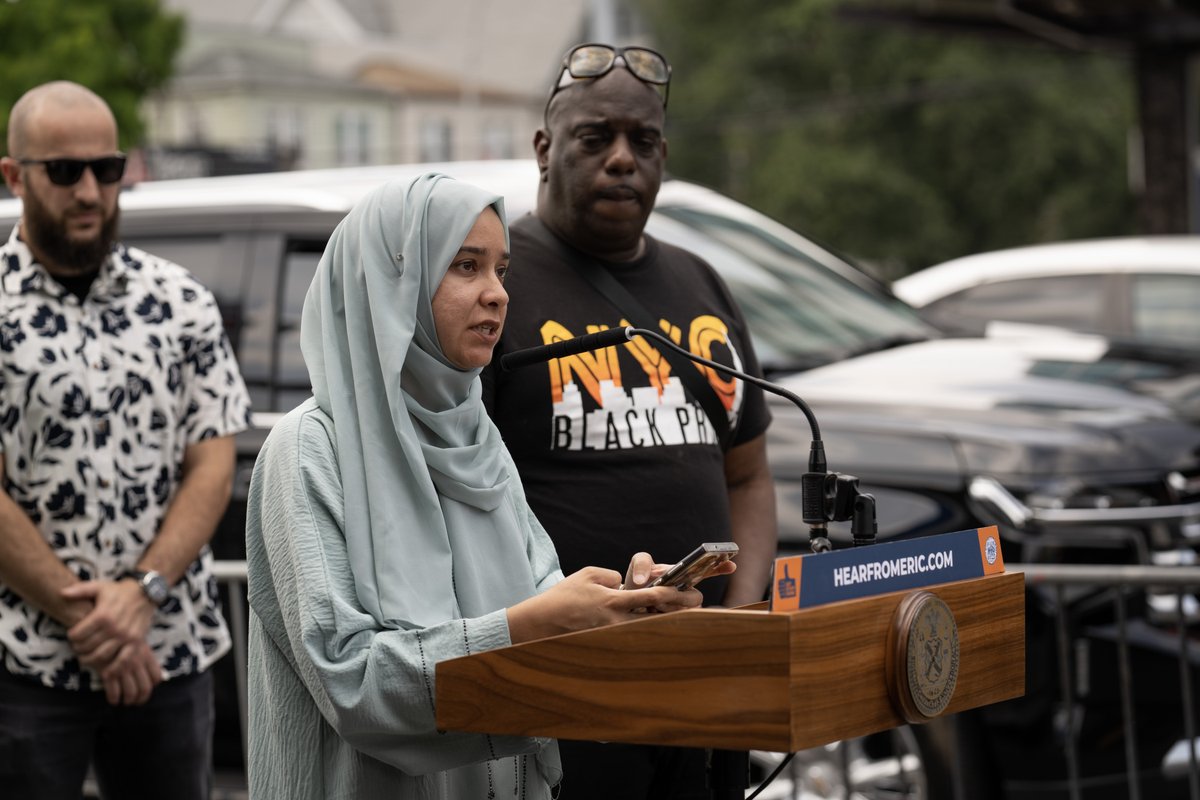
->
[649,542,739,589]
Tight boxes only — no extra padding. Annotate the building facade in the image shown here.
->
[144,0,648,176]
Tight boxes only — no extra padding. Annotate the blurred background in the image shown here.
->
[6,3,1200,799]
[3,0,1192,280]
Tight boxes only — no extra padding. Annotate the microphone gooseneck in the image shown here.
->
[621,326,839,553]
[499,325,875,550]
[622,327,823,445]
[499,326,633,372]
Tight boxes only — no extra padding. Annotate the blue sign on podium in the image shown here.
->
[770,526,1004,612]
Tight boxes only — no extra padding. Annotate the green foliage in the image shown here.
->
[637,0,1136,274]
[0,0,184,152]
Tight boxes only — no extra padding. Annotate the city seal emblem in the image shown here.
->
[886,591,960,723]
[984,535,998,565]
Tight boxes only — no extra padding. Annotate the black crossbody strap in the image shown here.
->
[523,219,734,450]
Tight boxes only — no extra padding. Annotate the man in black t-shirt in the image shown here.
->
[481,44,778,800]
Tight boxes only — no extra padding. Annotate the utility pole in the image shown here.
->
[1134,45,1194,233]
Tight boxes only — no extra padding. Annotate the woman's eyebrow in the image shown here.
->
[457,245,511,259]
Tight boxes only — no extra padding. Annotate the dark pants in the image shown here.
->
[0,667,214,800]
[556,740,711,800]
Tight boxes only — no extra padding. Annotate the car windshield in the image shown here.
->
[650,205,934,373]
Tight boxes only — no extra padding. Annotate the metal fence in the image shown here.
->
[209,562,1200,800]
[212,560,251,775]
[1016,563,1200,800]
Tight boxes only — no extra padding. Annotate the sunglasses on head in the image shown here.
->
[545,44,672,117]
[18,155,127,187]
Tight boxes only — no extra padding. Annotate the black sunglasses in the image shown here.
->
[18,155,127,187]
[545,44,672,118]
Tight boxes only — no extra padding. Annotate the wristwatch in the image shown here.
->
[127,569,171,608]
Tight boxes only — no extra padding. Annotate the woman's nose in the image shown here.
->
[483,271,508,306]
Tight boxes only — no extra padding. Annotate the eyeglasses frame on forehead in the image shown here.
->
[17,154,128,187]
[543,43,672,122]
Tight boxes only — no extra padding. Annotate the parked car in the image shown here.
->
[893,236,1200,346]
[4,162,1200,798]
[893,237,1200,426]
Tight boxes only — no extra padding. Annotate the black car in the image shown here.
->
[4,160,1200,798]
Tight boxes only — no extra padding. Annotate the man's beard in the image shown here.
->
[22,188,119,277]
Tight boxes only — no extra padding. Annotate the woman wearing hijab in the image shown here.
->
[244,173,716,799]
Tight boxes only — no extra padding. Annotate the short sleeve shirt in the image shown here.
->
[482,217,771,606]
[0,226,252,690]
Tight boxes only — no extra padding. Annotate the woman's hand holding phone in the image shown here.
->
[507,545,739,643]
[507,564,704,643]
[640,543,738,590]
[622,544,738,612]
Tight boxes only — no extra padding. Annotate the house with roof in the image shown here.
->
[145,0,649,176]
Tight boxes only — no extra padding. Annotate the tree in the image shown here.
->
[0,0,184,152]
[636,0,1136,275]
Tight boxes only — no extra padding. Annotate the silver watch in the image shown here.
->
[129,569,170,607]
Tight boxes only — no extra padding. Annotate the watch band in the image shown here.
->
[125,569,171,607]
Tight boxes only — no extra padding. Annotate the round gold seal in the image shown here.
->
[886,591,959,724]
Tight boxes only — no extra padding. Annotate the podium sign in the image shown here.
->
[771,526,1004,611]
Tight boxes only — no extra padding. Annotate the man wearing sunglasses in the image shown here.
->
[483,44,778,799]
[0,81,250,799]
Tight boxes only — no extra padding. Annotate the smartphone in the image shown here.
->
[649,542,739,590]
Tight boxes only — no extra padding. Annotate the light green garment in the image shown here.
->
[245,173,564,798]
[246,403,562,799]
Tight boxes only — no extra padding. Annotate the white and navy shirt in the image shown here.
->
[0,226,252,691]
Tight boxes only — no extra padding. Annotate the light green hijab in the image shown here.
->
[301,172,540,629]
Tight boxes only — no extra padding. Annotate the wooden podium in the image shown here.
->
[435,571,1024,752]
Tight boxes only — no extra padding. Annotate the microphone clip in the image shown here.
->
[803,470,877,552]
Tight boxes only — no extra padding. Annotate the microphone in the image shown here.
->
[498,326,876,552]
[499,326,633,372]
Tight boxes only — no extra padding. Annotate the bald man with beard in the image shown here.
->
[0,81,251,799]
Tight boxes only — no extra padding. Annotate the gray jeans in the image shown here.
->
[0,667,214,800]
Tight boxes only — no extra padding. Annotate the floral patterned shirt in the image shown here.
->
[0,226,252,691]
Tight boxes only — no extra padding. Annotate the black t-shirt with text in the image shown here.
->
[481,215,771,605]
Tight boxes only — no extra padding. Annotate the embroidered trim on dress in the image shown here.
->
[413,629,438,722]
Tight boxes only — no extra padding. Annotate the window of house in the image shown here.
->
[482,123,513,160]
[335,111,372,166]
[267,106,304,159]
[185,105,207,145]
[419,118,453,162]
